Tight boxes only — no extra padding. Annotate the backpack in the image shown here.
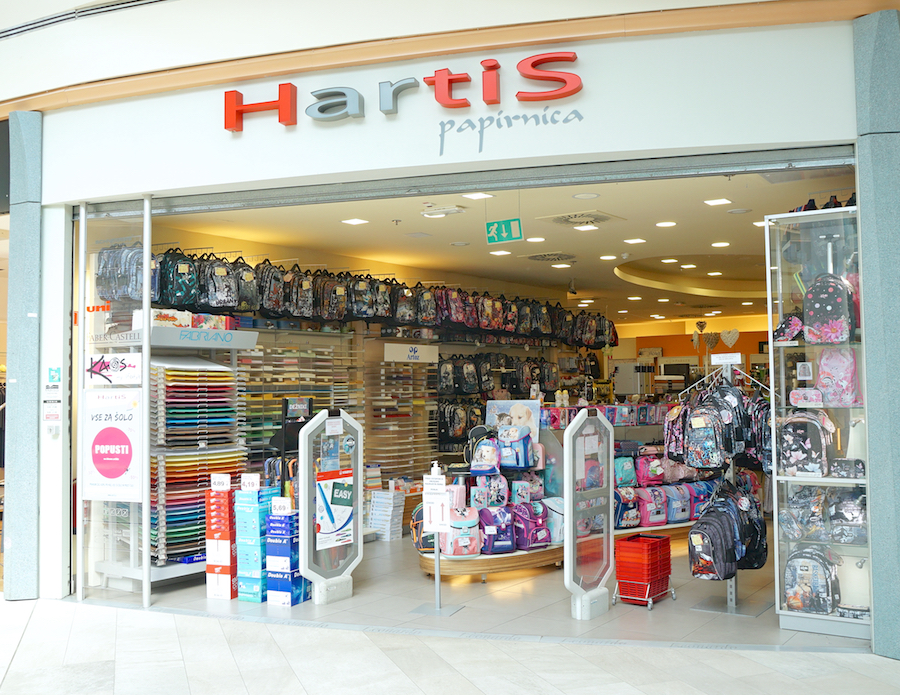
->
[614,487,641,529]
[614,456,637,488]
[197,255,238,311]
[443,401,468,441]
[159,249,199,308]
[513,359,533,395]
[501,297,518,333]
[498,425,533,469]
[255,260,285,317]
[465,426,501,476]
[635,487,667,527]
[534,303,553,336]
[783,545,842,614]
[414,284,438,326]
[779,486,830,542]
[391,283,417,325]
[349,275,376,320]
[512,501,551,550]
[454,356,481,395]
[664,404,688,463]
[437,358,456,396]
[686,480,717,520]
[663,484,691,523]
[684,404,728,469]
[478,507,516,554]
[828,487,867,545]
[439,507,481,557]
[576,459,603,491]
[231,257,259,312]
[689,508,739,580]
[519,470,545,500]
[779,410,834,477]
[373,280,393,320]
[474,474,509,507]
[815,348,861,407]
[635,455,665,487]
[543,497,568,543]
[463,292,479,329]
[803,274,855,344]
[475,354,496,393]
[409,503,434,553]
[540,361,560,393]
[317,273,348,322]
[516,302,533,335]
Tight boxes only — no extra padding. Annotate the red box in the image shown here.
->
[618,577,670,606]
[206,562,238,575]
[206,572,238,600]
[206,527,236,541]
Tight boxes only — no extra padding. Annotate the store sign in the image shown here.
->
[486,218,524,245]
[383,343,440,363]
[82,388,143,503]
[86,353,142,386]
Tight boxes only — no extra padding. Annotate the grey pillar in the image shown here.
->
[855,10,900,660]
[4,112,42,600]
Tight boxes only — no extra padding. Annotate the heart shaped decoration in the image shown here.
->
[721,328,740,347]
[692,330,700,351]
[704,332,721,350]
[696,321,707,332]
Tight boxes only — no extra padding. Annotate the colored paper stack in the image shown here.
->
[235,487,278,602]
[265,510,311,606]
[205,487,237,600]
[363,464,383,529]
[368,489,406,541]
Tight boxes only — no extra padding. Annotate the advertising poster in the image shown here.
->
[82,388,143,502]
[315,468,354,550]
[85,353,142,386]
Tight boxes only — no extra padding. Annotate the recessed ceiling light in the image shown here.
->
[753,221,766,227]
[342,218,368,225]
[656,222,677,228]
[654,315,666,319]
[627,296,641,301]
[490,250,511,256]
[658,298,670,303]
[704,198,732,206]
[581,299,594,303]
[600,255,617,261]
[526,237,545,242]
[711,242,730,248]
[461,192,493,200]
[618,310,628,314]
[577,303,589,307]
[680,264,697,269]
[661,259,678,263]
[572,193,599,200]
[727,208,752,214]
[704,312,716,316]
[741,301,753,305]
[574,224,598,231]
[707,271,723,276]
[449,241,469,246]
[710,311,722,314]
[421,205,465,218]
[405,232,432,238]
[623,238,646,244]
[551,263,571,268]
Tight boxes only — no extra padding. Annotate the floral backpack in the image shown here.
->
[815,347,861,407]
[779,410,835,477]
[803,274,855,344]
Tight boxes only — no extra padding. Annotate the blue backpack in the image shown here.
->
[478,507,516,554]
[614,456,638,487]
[498,425,533,469]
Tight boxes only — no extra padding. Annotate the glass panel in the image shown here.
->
[767,207,871,625]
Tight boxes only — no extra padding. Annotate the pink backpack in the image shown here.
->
[512,501,551,550]
[439,507,482,556]
[446,484,467,508]
[635,487,667,526]
[661,457,699,484]
[635,456,665,486]
[815,347,862,407]
[475,474,509,507]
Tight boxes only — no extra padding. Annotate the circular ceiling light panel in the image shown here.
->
[711,242,730,248]
[572,193,599,200]
[656,221,677,228]
[727,208,752,214]
[449,241,469,246]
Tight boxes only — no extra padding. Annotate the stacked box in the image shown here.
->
[368,489,406,541]
[205,489,237,600]
[235,487,278,602]
[265,510,310,606]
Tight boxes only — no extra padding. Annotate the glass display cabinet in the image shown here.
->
[766,206,871,639]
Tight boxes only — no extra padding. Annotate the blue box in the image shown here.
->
[267,570,311,606]
[236,544,266,564]
[235,316,255,328]
[237,574,267,602]
[266,536,299,572]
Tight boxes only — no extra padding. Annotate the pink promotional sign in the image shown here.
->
[82,388,143,502]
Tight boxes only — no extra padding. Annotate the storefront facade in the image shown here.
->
[4,1,900,658]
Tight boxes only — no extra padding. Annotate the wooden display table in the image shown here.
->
[418,544,564,582]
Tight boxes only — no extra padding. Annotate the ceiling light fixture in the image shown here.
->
[578,303,589,307]
[600,255,617,260]
[449,241,469,247]
[753,221,766,227]
[742,301,753,305]
[618,310,628,313]
[680,264,697,269]
[704,198,732,206]
[658,298,670,303]
[727,208,752,214]
[341,218,368,225]
[461,192,493,200]
[574,224,599,231]
[582,299,594,303]
[711,242,730,248]
[704,312,716,316]
[623,238,646,244]
[526,237,545,242]
[551,263,572,268]
[572,193,599,200]
[656,221,677,228]
[710,310,722,314]
[707,271,723,276]
[490,250,511,256]
[661,259,678,263]
[421,205,465,218]
[627,296,641,301]
[654,315,666,319]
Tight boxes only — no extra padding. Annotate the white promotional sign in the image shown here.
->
[82,388,143,502]
[383,343,440,364]
[422,474,451,533]
[711,353,742,366]
[85,353,142,386]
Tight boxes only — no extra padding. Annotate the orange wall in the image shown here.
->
[635,331,767,358]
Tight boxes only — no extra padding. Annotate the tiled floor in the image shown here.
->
[73,534,871,650]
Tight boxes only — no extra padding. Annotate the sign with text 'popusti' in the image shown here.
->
[486,218,523,245]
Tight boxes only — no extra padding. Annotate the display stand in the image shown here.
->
[691,355,774,618]
[297,407,364,605]
[563,407,615,620]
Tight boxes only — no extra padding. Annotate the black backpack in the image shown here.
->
[391,283,417,325]
[414,283,438,327]
[349,275,376,320]
[373,279,393,320]
[689,507,738,580]
[803,273,856,344]
[454,356,481,395]
[255,260,285,317]
[232,257,259,312]
[474,354,495,393]
[198,255,238,311]
[159,248,199,308]
[437,357,456,396]
[783,545,842,614]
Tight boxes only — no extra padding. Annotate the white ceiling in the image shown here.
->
[133,166,856,324]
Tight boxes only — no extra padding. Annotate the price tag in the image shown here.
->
[211,474,231,491]
[241,473,261,491]
[485,526,497,536]
[215,266,227,276]
[690,416,707,429]
[325,418,343,436]
[302,280,312,290]
[283,272,294,282]
[335,286,345,295]
[242,272,254,282]
[272,497,292,515]
[177,263,189,273]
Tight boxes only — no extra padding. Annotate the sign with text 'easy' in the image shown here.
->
[486,219,523,245]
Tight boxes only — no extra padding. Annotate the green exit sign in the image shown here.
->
[485,218,524,245]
